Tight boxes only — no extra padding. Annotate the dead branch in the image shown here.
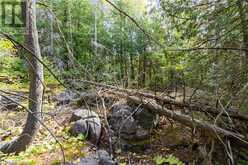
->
[109,91,248,148]
[76,80,248,122]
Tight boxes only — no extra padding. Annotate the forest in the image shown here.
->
[0,0,248,164]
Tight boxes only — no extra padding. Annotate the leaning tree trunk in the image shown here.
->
[0,0,44,154]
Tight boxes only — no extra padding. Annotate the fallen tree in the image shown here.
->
[107,91,248,148]
[73,80,248,122]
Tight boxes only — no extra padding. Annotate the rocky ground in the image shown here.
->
[0,88,238,165]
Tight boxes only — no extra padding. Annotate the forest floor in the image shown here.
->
[0,82,205,165]
[1,82,234,165]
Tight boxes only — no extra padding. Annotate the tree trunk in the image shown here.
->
[138,54,142,88]
[141,52,146,87]
[124,54,128,87]
[237,0,248,83]
[130,54,135,80]
[62,0,74,69]
[49,1,54,57]
[0,0,44,154]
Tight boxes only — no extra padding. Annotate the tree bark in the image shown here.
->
[0,0,44,154]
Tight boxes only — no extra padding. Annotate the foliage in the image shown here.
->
[238,159,248,165]
[0,55,28,90]
[153,154,185,165]
[119,163,127,165]
[0,39,15,53]
[0,54,61,91]
[0,129,86,165]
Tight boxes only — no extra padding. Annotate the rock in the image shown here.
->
[78,157,98,165]
[135,126,149,140]
[111,103,132,112]
[69,109,99,122]
[108,105,137,140]
[76,92,101,107]
[121,139,151,152]
[74,150,116,165]
[69,109,101,144]
[108,103,158,141]
[108,102,159,151]
[53,90,79,106]
[76,92,114,108]
[133,108,159,130]
[0,94,20,111]
[97,150,116,165]
[99,159,116,165]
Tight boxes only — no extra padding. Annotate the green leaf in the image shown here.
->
[154,155,184,165]
[77,133,86,141]
[153,155,167,165]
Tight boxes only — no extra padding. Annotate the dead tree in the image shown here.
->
[110,91,248,148]
[76,80,248,121]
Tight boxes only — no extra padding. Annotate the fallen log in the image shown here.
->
[75,80,248,122]
[110,91,248,148]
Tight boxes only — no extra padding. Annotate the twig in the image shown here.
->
[98,92,114,159]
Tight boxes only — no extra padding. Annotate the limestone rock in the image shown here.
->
[69,109,101,144]
[73,150,116,165]
[108,103,158,141]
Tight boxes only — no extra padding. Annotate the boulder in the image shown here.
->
[108,105,137,140]
[97,150,116,165]
[74,150,116,165]
[69,109,99,122]
[77,157,98,165]
[108,102,159,151]
[69,109,101,144]
[108,103,158,141]
[134,108,159,130]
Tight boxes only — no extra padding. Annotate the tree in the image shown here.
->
[237,0,248,83]
[0,0,44,154]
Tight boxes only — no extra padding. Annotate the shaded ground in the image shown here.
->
[0,89,189,164]
[0,88,246,165]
